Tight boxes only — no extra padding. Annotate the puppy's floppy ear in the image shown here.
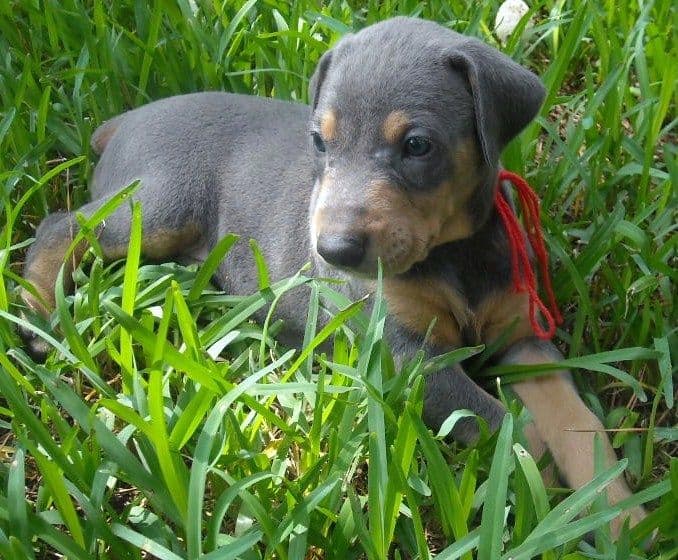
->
[448,40,545,165]
[308,50,334,110]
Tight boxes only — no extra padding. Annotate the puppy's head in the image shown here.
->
[308,17,545,276]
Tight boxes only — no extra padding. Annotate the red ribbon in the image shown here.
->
[494,170,563,339]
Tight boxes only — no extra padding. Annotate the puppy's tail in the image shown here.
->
[90,115,123,155]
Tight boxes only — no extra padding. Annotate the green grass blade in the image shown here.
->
[527,459,628,539]
[478,414,514,560]
[6,447,30,551]
[188,233,239,300]
[148,368,189,517]
[111,524,185,560]
[408,403,468,541]
[119,200,143,388]
[435,527,481,560]
[513,443,550,521]
[26,448,86,548]
[202,529,264,560]
[103,300,224,392]
[186,349,295,557]
[654,336,673,408]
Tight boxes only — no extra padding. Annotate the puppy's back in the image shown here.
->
[90,92,310,199]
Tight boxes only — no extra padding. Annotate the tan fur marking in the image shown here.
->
[96,223,202,261]
[311,174,333,242]
[311,207,325,242]
[512,352,646,536]
[382,110,410,144]
[474,289,534,347]
[364,182,429,273]
[139,224,201,259]
[522,422,558,486]
[22,237,88,315]
[433,138,481,244]
[384,277,472,347]
[384,282,535,350]
[90,120,118,154]
[320,109,338,141]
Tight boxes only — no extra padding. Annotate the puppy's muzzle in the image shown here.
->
[316,232,367,269]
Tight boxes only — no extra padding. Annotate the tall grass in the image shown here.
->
[0,1,675,558]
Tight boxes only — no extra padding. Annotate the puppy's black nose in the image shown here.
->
[316,233,366,268]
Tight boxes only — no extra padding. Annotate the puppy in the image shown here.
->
[21,17,645,535]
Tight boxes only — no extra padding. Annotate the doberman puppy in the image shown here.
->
[21,17,645,535]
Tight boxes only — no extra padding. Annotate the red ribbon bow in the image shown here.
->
[494,170,563,339]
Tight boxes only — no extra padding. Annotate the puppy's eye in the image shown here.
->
[403,136,431,158]
[312,132,326,153]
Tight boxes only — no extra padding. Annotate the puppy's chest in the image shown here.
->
[383,277,532,349]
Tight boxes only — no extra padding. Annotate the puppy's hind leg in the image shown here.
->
[21,178,205,350]
[503,338,647,538]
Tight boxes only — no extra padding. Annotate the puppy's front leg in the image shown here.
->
[387,322,505,443]
[423,362,506,442]
[503,338,647,534]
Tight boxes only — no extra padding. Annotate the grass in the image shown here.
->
[0,0,676,558]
